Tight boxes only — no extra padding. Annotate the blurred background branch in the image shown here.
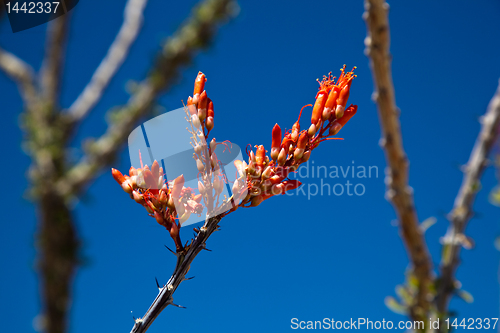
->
[68,0,148,122]
[363,0,433,322]
[436,81,500,319]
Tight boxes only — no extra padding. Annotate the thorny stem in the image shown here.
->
[436,80,500,322]
[364,0,433,322]
[130,215,222,333]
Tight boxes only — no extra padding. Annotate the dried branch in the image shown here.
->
[0,47,38,107]
[68,0,149,122]
[40,14,70,106]
[436,80,500,316]
[130,215,222,333]
[363,0,433,320]
[56,0,238,198]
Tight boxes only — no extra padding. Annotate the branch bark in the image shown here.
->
[363,0,433,321]
[130,215,222,333]
[68,0,149,122]
[40,14,70,107]
[436,80,500,317]
[0,47,38,108]
[56,0,238,198]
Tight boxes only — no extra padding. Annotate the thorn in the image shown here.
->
[164,245,176,255]
[202,247,212,252]
[171,303,187,309]
[155,277,161,289]
[184,276,195,281]
[193,227,200,233]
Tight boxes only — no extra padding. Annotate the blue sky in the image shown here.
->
[1,1,500,332]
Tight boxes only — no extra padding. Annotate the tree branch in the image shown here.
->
[40,14,70,106]
[363,0,433,320]
[56,0,238,198]
[67,0,149,122]
[130,215,222,333]
[0,47,38,108]
[436,80,500,316]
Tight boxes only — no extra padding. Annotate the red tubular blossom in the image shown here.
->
[151,160,160,180]
[143,168,156,189]
[207,98,214,118]
[311,91,327,124]
[274,180,302,195]
[206,99,214,132]
[193,71,206,97]
[111,168,126,185]
[323,86,339,119]
[270,123,282,161]
[297,132,308,150]
[198,90,208,121]
[255,145,266,169]
[171,174,185,199]
[336,104,357,127]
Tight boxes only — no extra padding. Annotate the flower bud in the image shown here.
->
[294,148,304,161]
[297,132,308,150]
[335,105,345,119]
[171,174,185,199]
[270,123,282,161]
[311,91,327,124]
[191,114,201,129]
[213,176,224,195]
[250,195,264,207]
[277,147,287,166]
[324,86,339,119]
[111,168,126,185]
[157,176,164,189]
[198,180,206,195]
[193,72,206,102]
[247,160,256,175]
[196,158,205,172]
[133,190,144,203]
[194,144,203,155]
[154,211,164,225]
[121,179,133,194]
[308,123,317,137]
[198,90,208,121]
[255,145,266,169]
[337,104,358,127]
[159,190,168,205]
[261,166,272,179]
[329,122,342,136]
[136,169,146,188]
[301,151,311,162]
[232,179,242,196]
[151,160,160,179]
[210,138,217,152]
[206,117,214,132]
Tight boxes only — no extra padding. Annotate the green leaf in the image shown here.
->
[420,217,437,233]
[385,296,407,315]
[456,289,474,303]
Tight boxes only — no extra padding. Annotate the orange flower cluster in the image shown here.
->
[234,65,357,207]
[112,67,358,251]
[112,163,202,252]
[111,71,224,252]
